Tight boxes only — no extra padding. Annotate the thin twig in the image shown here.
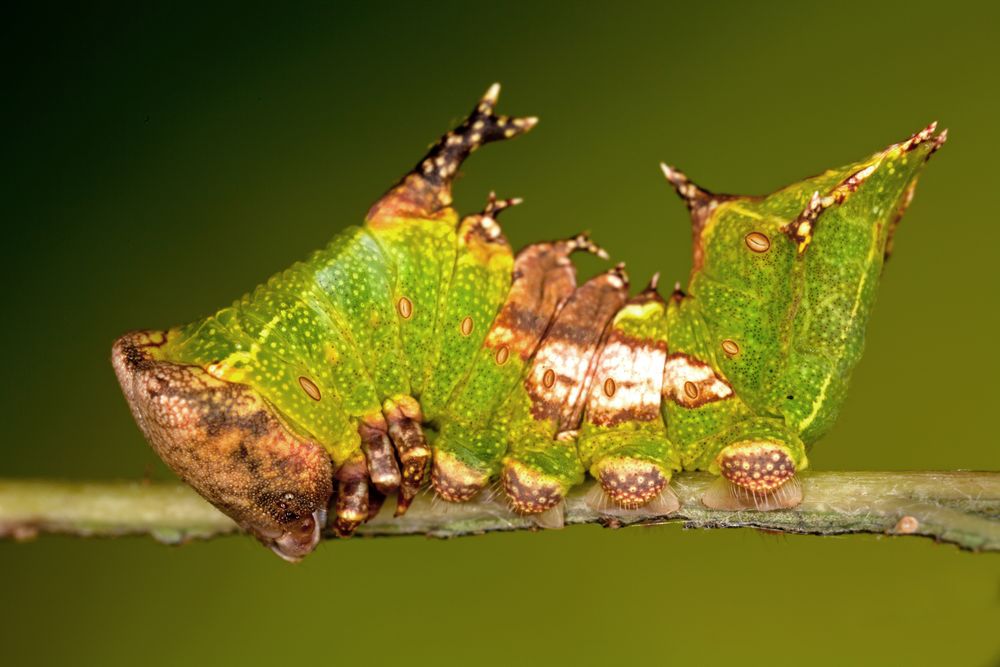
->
[1,472,997,551]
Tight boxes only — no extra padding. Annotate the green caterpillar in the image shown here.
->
[112,84,945,560]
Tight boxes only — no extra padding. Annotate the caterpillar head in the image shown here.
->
[111,331,333,561]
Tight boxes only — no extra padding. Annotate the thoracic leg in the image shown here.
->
[333,450,370,536]
[382,397,430,515]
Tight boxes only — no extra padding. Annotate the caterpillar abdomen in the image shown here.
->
[112,84,945,560]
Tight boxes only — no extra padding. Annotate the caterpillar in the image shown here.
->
[112,84,946,561]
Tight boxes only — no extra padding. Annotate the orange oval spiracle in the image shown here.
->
[744,231,771,253]
[721,339,740,357]
[397,296,413,319]
[683,380,699,400]
[495,345,510,365]
[542,368,556,388]
[298,376,322,401]
[460,316,474,336]
[603,377,616,397]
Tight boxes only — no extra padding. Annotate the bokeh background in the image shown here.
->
[4,2,999,665]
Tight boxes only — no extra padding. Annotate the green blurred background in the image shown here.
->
[4,2,998,665]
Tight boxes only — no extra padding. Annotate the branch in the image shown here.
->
[1,472,997,551]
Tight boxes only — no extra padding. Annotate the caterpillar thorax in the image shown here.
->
[112,84,945,560]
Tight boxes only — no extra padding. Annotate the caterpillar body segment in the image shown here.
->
[577,280,682,512]
[365,205,458,402]
[660,292,753,471]
[499,263,630,516]
[429,233,607,501]
[418,195,517,423]
[111,85,946,560]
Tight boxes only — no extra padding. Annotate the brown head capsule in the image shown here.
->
[298,376,321,401]
[460,316,474,336]
[112,331,332,562]
[397,296,413,319]
[744,231,771,253]
[721,339,740,357]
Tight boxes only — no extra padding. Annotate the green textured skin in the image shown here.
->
[418,214,513,423]
[365,213,458,401]
[502,388,585,490]
[662,297,752,469]
[311,228,409,403]
[428,237,583,486]
[126,88,942,535]
[577,296,681,479]
[433,326,534,476]
[659,134,939,481]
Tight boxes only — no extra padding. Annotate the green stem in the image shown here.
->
[1,472,997,551]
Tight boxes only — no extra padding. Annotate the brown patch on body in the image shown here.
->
[717,443,796,492]
[525,265,629,431]
[483,233,607,366]
[585,323,667,428]
[501,461,563,514]
[662,353,733,408]
[111,331,332,560]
